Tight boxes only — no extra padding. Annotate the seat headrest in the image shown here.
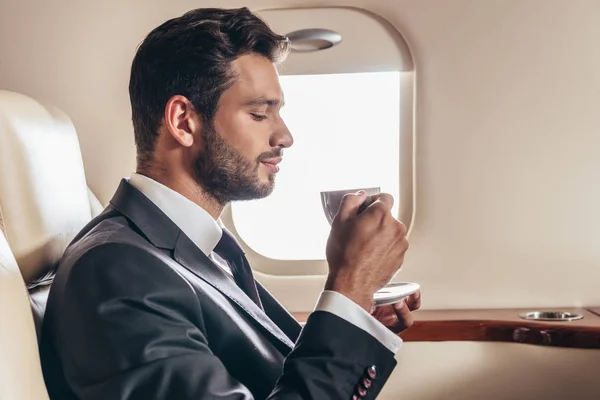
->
[0,90,93,283]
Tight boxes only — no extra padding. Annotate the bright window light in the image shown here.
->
[231,71,401,260]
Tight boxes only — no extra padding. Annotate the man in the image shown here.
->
[40,7,419,400]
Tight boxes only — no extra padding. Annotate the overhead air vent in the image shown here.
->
[286,28,342,52]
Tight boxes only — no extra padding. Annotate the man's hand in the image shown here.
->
[371,290,421,334]
[324,191,409,312]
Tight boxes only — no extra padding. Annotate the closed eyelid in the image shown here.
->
[250,113,267,121]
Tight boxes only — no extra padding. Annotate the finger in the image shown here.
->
[370,193,394,211]
[370,304,391,320]
[406,290,421,311]
[372,305,403,331]
[358,194,378,214]
[336,191,368,222]
[392,299,413,328]
[361,194,394,221]
[356,193,395,228]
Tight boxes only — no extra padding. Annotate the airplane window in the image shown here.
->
[231,71,401,260]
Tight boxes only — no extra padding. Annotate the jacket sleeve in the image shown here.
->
[49,242,397,400]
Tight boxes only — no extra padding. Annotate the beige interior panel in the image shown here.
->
[381,342,600,399]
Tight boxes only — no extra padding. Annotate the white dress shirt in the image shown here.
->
[128,172,402,354]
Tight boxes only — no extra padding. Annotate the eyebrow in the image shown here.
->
[245,96,285,108]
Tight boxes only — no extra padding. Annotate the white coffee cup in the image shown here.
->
[319,187,381,225]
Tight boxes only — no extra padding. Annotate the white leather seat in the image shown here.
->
[0,90,104,399]
[0,230,50,400]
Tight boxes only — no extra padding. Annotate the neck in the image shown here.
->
[136,167,225,220]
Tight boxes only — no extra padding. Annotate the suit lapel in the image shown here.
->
[173,232,295,351]
[256,282,302,343]
[109,179,295,352]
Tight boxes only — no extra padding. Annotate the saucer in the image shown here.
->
[373,282,420,307]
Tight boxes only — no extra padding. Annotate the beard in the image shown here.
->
[192,123,281,205]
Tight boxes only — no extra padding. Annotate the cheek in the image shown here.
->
[221,113,270,159]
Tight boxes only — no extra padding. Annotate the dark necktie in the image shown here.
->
[214,229,263,309]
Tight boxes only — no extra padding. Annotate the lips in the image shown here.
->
[260,157,282,173]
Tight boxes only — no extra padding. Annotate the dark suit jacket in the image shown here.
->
[40,179,397,399]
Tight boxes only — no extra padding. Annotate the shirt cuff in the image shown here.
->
[313,290,403,354]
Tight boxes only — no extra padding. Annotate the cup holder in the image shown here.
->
[518,311,583,322]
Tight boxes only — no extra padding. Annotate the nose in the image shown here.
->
[270,119,294,149]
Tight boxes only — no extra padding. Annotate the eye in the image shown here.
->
[250,113,267,121]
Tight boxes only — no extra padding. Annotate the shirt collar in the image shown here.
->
[128,172,222,256]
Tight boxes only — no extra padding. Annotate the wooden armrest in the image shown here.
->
[292,308,600,349]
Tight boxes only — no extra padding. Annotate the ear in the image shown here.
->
[163,95,202,147]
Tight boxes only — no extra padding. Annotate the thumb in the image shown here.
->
[335,191,368,222]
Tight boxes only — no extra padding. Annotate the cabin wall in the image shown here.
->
[2,0,599,310]
[382,342,600,400]
[1,0,600,398]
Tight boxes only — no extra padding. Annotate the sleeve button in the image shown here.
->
[357,386,368,397]
[367,365,377,379]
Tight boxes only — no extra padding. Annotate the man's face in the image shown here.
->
[192,54,293,205]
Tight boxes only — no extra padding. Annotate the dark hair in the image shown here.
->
[128,7,290,168]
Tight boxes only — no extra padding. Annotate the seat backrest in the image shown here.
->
[0,90,102,399]
[0,229,50,400]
